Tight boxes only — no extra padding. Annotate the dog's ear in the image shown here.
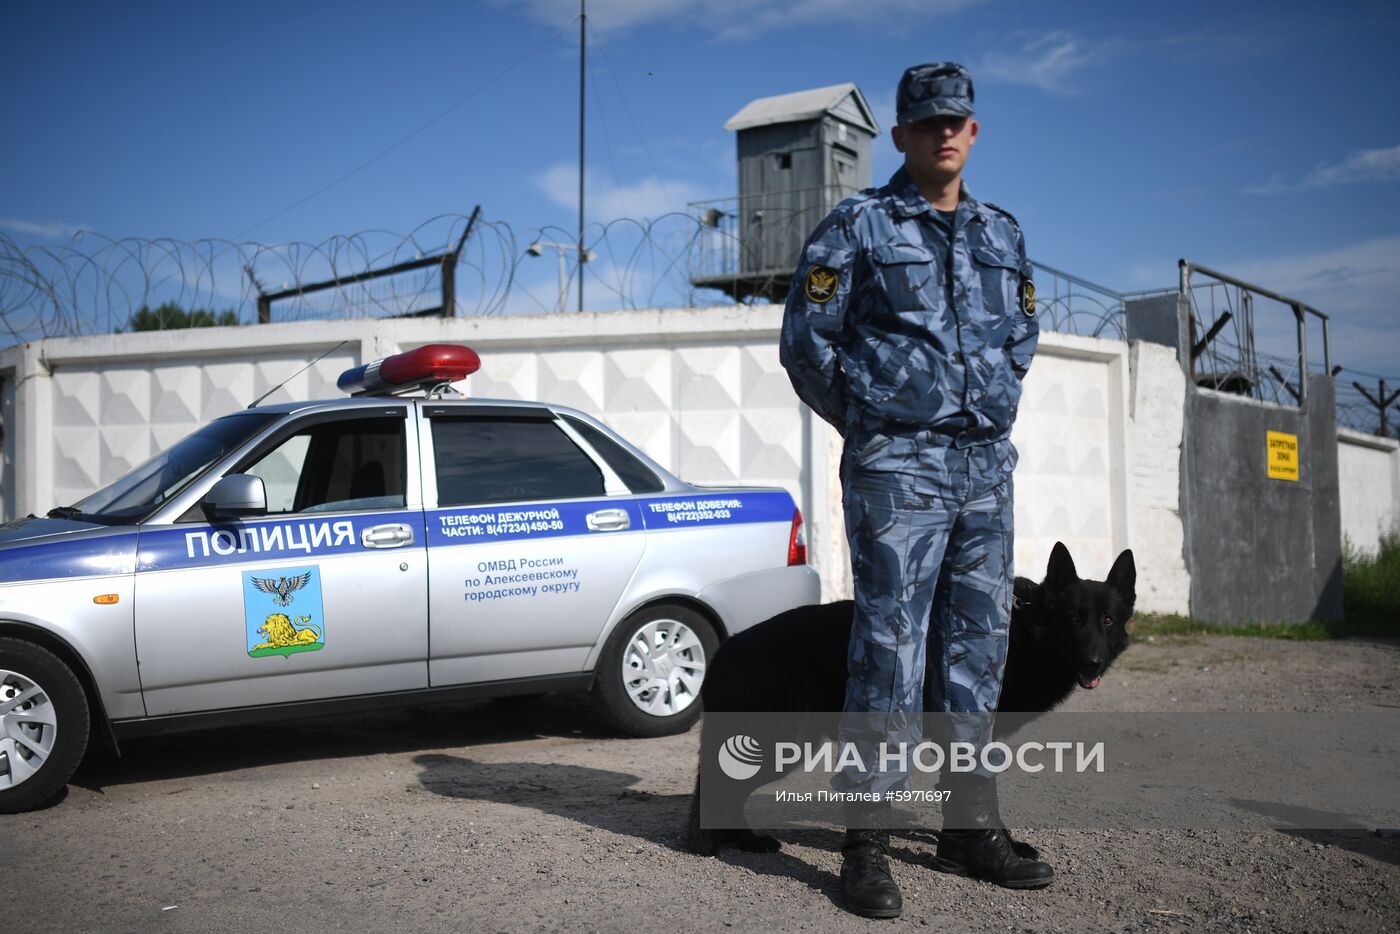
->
[1107,549,1136,601]
[1046,541,1078,585]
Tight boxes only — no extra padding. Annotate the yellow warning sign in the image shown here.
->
[1267,431,1299,481]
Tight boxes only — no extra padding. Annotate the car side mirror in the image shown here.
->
[202,474,268,521]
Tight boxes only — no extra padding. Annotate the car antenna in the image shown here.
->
[247,339,350,409]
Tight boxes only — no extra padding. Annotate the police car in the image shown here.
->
[0,345,819,812]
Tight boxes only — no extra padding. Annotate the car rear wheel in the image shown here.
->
[592,604,716,737]
[0,639,90,814]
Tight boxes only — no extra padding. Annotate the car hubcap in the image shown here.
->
[0,670,57,791]
[621,619,706,717]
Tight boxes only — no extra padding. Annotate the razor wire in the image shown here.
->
[11,217,1392,433]
[0,214,742,338]
[0,211,1130,343]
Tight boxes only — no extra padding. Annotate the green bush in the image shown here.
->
[1342,527,1400,636]
[122,302,240,331]
[1127,531,1399,641]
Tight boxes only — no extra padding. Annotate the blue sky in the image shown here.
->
[2,0,1398,385]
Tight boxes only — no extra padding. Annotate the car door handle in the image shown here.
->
[585,509,631,532]
[361,523,415,548]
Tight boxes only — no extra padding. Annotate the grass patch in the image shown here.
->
[1342,528,1400,638]
[1129,613,1332,641]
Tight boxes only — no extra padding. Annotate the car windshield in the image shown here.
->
[69,412,280,523]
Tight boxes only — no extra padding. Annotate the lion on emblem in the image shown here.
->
[253,613,323,650]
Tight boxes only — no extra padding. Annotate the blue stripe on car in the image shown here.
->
[135,511,426,573]
[0,534,138,584]
[0,491,796,580]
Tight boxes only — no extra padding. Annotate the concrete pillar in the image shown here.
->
[1125,293,1190,375]
[1306,373,1344,621]
[14,342,55,518]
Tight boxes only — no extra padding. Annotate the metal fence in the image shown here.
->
[1027,260,1128,340]
[1178,259,1332,405]
[1171,260,1396,434]
[687,188,848,302]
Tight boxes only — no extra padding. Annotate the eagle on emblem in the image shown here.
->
[805,265,839,304]
[250,571,313,607]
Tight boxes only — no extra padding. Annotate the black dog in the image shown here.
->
[688,541,1135,856]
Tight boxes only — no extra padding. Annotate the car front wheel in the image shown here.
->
[0,638,90,814]
[592,604,716,737]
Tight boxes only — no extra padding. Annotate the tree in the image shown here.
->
[123,302,240,332]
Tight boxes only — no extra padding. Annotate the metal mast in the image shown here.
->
[578,0,586,313]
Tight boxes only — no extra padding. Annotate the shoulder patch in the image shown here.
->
[1020,277,1036,317]
[805,265,839,303]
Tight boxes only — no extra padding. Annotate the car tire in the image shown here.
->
[592,603,717,738]
[0,638,90,814]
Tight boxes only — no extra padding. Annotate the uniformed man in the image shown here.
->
[779,62,1050,918]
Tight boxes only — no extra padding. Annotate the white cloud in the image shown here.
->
[1223,236,1399,318]
[973,31,1120,93]
[535,163,708,222]
[502,0,980,40]
[0,217,89,240]
[1304,144,1400,189]
[1247,144,1400,195]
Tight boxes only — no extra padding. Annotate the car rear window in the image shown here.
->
[561,415,664,494]
[431,417,606,507]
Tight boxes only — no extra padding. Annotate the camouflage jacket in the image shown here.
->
[779,166,1039,446]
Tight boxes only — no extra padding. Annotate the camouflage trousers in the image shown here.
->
[834,431,1016,795]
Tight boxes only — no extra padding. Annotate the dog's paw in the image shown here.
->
[731,829,782,853]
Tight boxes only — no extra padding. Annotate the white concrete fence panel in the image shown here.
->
[2,308,1193,613]
[1338,428,1400,555]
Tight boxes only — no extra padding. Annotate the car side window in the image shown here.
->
[243,416,406,515]
[560,415,664,494]
[249,434,310,512]
[431,416,605,507]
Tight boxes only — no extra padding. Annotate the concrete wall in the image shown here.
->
[0,308,1185,613]
[22,296,1390,625]
[1338,428,1400,554]
[1182,377,1343,623]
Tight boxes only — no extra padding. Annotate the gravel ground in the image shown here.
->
[2,633,1397,933]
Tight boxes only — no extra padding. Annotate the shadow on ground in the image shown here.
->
[1232,799,1400,867]
[70,693,616,794]
[411,751,955,911]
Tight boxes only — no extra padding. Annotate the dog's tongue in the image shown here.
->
[1078,675,1101,689]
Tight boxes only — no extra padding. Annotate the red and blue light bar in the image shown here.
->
[337,344,481,396]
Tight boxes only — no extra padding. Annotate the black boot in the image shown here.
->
[840,828,903,919]
[934,771,1042,859]
[934,775,1053,889]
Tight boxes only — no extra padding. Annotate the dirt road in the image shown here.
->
[2,633,1397,933]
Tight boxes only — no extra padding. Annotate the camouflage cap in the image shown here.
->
[896,62,975,124]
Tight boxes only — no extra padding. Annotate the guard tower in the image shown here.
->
[690,83,879,302]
